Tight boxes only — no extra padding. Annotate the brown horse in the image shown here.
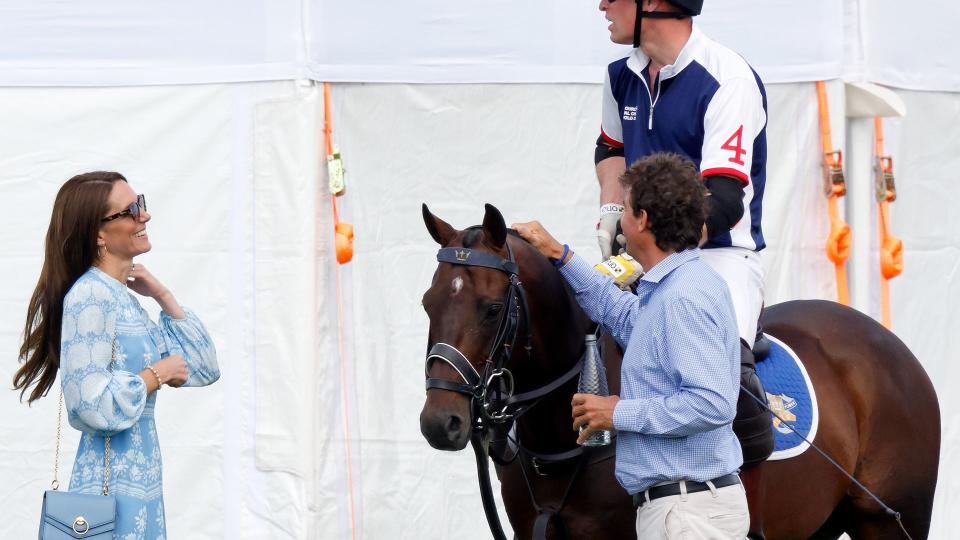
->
[419,204,940,539]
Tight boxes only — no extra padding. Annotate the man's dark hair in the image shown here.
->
[619,153,707,252]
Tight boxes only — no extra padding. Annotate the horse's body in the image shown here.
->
[755,300,940,539]
[419,205,939,539]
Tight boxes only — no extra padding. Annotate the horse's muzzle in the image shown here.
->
[420,409,470,450]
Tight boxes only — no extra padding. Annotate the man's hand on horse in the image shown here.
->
[571,393,619,445]
[512,221,567,261]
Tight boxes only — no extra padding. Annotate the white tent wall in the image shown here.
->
[0,1,305,86]
[860,1,960,92]
[305,1,844,84]
[0,1,847,87]
[1,1,958,89]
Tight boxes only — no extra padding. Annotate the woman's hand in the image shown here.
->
[153,355,189,388]
[129,263,186,318]
[511,221,567,260]
[127,263,169,299]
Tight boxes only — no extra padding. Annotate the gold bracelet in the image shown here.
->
[146,365,163,389]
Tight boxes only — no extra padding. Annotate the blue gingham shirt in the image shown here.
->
[560,250,742,494]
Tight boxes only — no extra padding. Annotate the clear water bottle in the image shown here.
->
[578,334,612,447]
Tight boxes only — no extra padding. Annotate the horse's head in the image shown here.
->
[419,203,525,450]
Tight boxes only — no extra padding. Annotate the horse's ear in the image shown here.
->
[423,203,457,246]
[482,203,507,248]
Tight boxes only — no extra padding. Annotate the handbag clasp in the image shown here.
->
[72,516,89,535]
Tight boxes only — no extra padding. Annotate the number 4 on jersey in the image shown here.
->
[721,125,747,166]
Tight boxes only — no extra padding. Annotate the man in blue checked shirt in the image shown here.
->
[514,152,749,538]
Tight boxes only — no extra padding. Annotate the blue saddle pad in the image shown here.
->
[755,334,819,460]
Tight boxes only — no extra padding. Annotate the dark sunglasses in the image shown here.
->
[102,194,147,223]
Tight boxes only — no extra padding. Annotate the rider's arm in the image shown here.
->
[596,69,628,258]
[699,76,766,185]
[597,152,628,258]
[597,153,627,206]
[698,76,764,245]
[598,67,628,206]
[703,174,746,240]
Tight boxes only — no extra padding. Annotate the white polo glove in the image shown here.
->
[594,253,644,290]
[597,203,625,260]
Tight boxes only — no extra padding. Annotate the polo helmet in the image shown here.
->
[666,0,703,16]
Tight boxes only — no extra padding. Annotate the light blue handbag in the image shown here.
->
[39,489,116,539]
[39,340,118,539]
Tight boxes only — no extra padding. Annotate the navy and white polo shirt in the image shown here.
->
[600,25,768,251]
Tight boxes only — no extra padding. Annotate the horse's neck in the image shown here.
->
[512,254,587,453]
[513,346,582,453]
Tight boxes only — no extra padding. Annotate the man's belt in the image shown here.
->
[632,473,741,508]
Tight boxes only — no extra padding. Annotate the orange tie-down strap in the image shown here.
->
[874,118,903,281]
[878,202,903,328]
[335,219,354,264]
[879,202,903,280]
[324,81,354,264]
[817,81,851,305]
[826,196,852,267]
[874,117,903,328]
[323,81,359,540]
[826,195,851,306]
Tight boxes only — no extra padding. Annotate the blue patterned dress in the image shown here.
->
[60,267,219,540]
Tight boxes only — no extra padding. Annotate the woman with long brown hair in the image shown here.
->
[13,171,219,539]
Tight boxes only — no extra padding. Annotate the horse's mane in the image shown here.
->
[461,226,538,255]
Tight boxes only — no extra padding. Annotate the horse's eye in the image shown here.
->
[485,303,504,320]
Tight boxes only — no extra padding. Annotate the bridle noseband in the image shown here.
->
[424,242,532,428]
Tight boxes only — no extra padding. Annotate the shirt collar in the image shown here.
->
[627,24,707,80]
[639,249,699,284]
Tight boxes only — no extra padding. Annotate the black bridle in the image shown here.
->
[424,244,533,420]
[424,242,534,428]
[423,237,589,540]
[424,241,585,429]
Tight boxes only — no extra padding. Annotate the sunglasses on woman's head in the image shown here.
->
[102,194,147,223]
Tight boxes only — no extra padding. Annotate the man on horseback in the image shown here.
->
[594,0,774,478]
[515,153,749,538]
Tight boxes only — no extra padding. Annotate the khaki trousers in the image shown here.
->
[635,481,749,539]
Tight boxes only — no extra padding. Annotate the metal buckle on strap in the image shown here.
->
[482,368,515,422]
[530,456,546,477]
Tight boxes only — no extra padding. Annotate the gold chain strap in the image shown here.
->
[102,339,117,496]
[51,391,63,490]
[103,435,111,496]
[51,337,116,496]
